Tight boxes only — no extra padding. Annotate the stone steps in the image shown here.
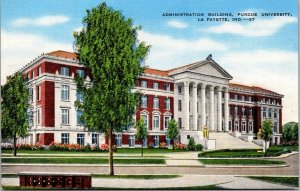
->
[209,132,261,150]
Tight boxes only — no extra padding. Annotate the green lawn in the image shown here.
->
[2,185,222,190]
[2,158,165,164]
[199,159,285,165]
[2,155,165,158]
[247,176,299,187]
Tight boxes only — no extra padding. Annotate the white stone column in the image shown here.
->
[209,86,215,131]
[192,83,198,131]
[217,87,222,132]
[224,88,229,132]
[184,81,189,131]
[201,84,206,128]
[174,83,178,121]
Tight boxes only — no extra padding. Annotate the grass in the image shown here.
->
[2,155,165,158]
[199,159,285,165]
[1,174,179,179]
[2,158,165,164]
[247,176,299,187]
[2,185,222,190]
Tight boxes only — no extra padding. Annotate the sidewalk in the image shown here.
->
[1,175,297,189]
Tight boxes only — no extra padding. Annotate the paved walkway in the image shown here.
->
[1,175,297,189]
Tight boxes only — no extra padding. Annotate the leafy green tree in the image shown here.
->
[283,122,298,144]
[166,119,179,152]
[135,118,148,157]
[73,3,149,175]
[258,119,273,155]
[187,137,196,151]
[1,73,30,156]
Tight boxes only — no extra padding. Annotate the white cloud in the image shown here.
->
[12,15,70,27]
[137,30,228,69]
[218,50,298,123]
[1,30,72,83]
[167,20,188,29]
[205,16,297,36]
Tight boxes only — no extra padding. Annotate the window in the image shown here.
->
[153,82,159,89]
[248,121,253,132]
[274,111,277,119]
[61,85,69,101]
[249,108,253,116]
[228,121,232,131]
[178,100,182,111]
[76,90,84,102]
[262,107,267,118]
[165,83,170,91]
[76,69,85,77]
[235,106,238,115]
[178,118,182,129]
[249,96,252,102]
[141,114,148,129]
[38,67,41,76]
[141,95,147,108]
[153,97,159,109]
[37,85,41,101]
[116,134,122,147]
[274,122,278,133]
[153,115,160,129]
[36,133,40,142]
[234,94,238,100]
[77,134,85,146]
[234,120,239,131]
[262,98,266,103]
[141,80,147,88]
[165,98,170,110]
[178,86,182,93]
[61,133,69,144]
[37,108,41,125]
[92,133,99,145]
[129,135,135,147]
[77,110,83,125]
[241,96,245,101]
[154,135,159,147]
[164,116,171,129]
[241,121,246,132]
[61,109,69,125]
[143,138,147,147]
[60,67,69,76]
[166,137,170,147]
[268,98,271,104]
[268,108,272,118]
[242,107,245,116]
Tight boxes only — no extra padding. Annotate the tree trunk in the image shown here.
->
[264,140,267,156]
[173,139,175,152]
[13,134,17,157]
[108,128,114,176]
[141,142,143,157]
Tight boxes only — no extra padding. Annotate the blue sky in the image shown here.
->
[1,0,298,123]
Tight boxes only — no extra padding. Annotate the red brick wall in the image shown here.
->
[40,133,54,145]
[138,78,174,92]
[41,81,55,127]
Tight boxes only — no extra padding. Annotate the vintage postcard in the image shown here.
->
[1,0,298,190]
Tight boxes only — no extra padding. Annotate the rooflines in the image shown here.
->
[229,83,283,98]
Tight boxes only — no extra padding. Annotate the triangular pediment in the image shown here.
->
[187,59,232,79]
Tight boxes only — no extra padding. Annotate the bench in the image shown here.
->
[18,172,92,189]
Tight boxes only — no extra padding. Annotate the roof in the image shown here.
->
[47,50,77,60]
[229,83,282,97]
[144,68,169,77]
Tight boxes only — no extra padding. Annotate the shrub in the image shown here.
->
[1,143,13,149]
[195,144,203,151]
[175,143,187,150]
[100,144,109,151]
[148,142,154,149]
[159,142,167,149]
[15,143,43,150]
[187,137,196,151]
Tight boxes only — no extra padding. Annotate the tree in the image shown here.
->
[257,119,273,155]
[135,118,148,157]
[1,73,30,156]
[166,119,179,152]
[283,122,298,144]
[73,3,149,175]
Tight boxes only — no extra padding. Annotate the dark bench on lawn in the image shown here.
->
[18,172,92,189]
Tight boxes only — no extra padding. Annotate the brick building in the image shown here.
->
[17,50,283,148]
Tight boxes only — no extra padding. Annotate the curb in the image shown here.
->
[204,164,290,168]
[2,163,167,167]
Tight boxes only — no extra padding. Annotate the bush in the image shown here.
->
[195,144,203,151]
[159,142,167,149]
[1,143,13,149]
[148,142,154,149]
[187,137,196,151]
[16,143,43,150]
[175,143,187,150]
